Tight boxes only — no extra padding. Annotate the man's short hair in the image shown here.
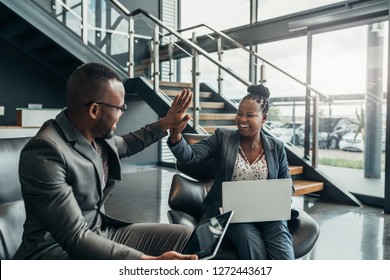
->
[66,62,122,107]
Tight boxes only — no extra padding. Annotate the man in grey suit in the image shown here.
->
[13,62,195,260]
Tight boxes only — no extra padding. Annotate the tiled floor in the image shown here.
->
[105,164,390,260]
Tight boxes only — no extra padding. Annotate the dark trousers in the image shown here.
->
[225,220,294,260]
[103,223,192,257]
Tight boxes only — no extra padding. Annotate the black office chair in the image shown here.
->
[167,133,320,259]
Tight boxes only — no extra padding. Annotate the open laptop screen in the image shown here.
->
[181,211,234,260]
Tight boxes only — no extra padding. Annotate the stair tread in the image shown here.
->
[159,81,193,88]
[202,125,236,133]
[187,102,225,109]
[197,102,225,109]
[163,89,213,99]
[289,165,303,175]
[199,113,236,120]
[292,180,324,196]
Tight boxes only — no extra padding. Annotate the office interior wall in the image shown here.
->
[0,38,66,126]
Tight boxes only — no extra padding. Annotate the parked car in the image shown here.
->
[339,128,386,152]
[297,117,345,149]
[299,130,330,149]
[265,121,284,129]
[327,119,358,150]
[339,131,364,152]
[272,121,304,145]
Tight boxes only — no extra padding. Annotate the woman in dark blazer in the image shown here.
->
[168,84,294,259]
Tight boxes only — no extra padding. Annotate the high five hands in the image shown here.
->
[160,89,193,143]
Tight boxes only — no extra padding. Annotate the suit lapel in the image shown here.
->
[224,131,240,180]
[55,110,105,197]
[261,130,277,179]
[73,140,105,191]
[104,138,121,180]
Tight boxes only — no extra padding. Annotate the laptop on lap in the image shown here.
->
[222,179,292,223]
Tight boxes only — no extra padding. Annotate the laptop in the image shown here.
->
[222,178,292,223]
[180,210,234,260]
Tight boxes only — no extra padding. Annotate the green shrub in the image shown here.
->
[319,157,385,171]
[319,158,363,169]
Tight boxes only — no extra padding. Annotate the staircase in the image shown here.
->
[159,81,237,133]
[2,0,357,206]
[289,166,324,196]
[158,81,325,197]
[0,0,128,81]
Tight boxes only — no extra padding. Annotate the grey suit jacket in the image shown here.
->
[169,128,291,220]
[13,110,167,259]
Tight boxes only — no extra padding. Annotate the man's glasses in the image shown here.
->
[86,102,127,113]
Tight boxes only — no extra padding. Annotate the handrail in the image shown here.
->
[175,23,328,99]
[111,0,327,99]
[109,0,322,167]
[109,3,252,87]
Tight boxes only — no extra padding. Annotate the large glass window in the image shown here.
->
[256,37,307,133]
[257,37,307,97]
[312,26,367,97]
[180,0,250,31]
[312,22,388,197]
[258,0,343,21]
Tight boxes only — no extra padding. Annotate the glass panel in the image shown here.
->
[32,0,131,71]
[312,22,388,197]
[256,37,307,154]
[179,25,250,99]
[33,0,83,37]
[180,54,247,99]
[221,48,250,99]
[180,0,250,31]
[88,0,130,70]
[257,37,307,96]
[179,29,309,156]
[130,15,163,79]
[258,0,343,21]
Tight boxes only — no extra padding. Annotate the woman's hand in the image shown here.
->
[159,89,192,137]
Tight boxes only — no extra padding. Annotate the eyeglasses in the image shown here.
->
[86,102,127,113]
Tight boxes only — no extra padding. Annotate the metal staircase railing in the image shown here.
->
[30,0,331,169]
[110,0,331,168]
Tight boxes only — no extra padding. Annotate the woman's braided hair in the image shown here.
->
[242,84,270,114]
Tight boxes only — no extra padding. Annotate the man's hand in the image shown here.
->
[160,89,193,139]
[141,251,198,260]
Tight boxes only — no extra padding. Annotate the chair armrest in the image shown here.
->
[176,134,216,181]
[288,208,320,258]
[167,210,198,227]
[168,174,212,220]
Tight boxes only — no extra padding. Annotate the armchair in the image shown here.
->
[167,133,320,259]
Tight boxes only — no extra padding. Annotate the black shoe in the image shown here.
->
[291,208,300,219]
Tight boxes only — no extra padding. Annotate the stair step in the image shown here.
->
[200,102,225,109]
[199,113,236,121]
[187,102,224,109]
[159,81,193,88]
[202,125,236,133]
[289,165,303,176]
[292,180,324,196]
[163,89,213,99]
[134,63,151,72]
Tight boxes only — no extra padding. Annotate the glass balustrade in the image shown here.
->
[29,0,388,187]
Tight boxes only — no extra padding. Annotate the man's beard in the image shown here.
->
[96,116,115,139]
[102,128,115,139]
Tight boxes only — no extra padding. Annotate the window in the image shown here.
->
[258,0,343,21]
[180,0,250,32]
